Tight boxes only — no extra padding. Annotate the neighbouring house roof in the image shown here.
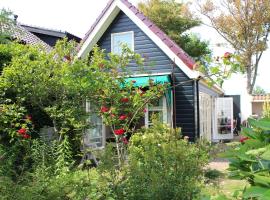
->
[21,24,81,45]
[1,22,53,51]
[252,95,270,102]
[77,0,200,79]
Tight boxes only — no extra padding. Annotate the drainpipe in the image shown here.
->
[194,79,200,140]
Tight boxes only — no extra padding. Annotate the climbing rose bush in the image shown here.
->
[87,46,168,165]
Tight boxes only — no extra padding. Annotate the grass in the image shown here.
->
[202,177,248,199]
[201,142,248,199]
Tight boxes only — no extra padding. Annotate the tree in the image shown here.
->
[197,0,270,94]
[138,0,211,60]
[0,9,16,74]
[253,85,267,95]
[0,9,14,44]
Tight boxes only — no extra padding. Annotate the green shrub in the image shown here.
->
[204,169,224,181]
[0,137,115,200]
[122,122,209,200]
[0,168,114,200]
[222,117,270,199]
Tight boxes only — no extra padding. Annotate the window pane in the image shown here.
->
[112,32,133,54]
[84,113,103,148]
[217,101,232,135]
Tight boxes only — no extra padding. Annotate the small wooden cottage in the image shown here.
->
[77,0,234,145]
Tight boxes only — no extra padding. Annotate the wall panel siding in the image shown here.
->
[97,11,196,139]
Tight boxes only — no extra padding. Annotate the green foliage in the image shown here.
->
[253,86,267,95]
[0,40,172,199]
[222,117,270,199]
[0,41,166,165]
[204,169,224,181]
[0,140,114,200]
[196,53,243,87]
[0,103,31,140]
[122,121,209,200]
[263,96,270,119]
[0,43,13,73]
[138,0,211,60]
[197,0,270,94]
[0,9,14,44]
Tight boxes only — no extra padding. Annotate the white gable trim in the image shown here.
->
[77,0,199,79]
[77,1,120,58]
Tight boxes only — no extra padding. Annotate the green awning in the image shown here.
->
[124,75,172,106]
[124,75,171,87]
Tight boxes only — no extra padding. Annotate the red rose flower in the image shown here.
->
[121,98,129,103]
[100,106,109,113]
[143,108,147,113]
[114,128,125,135]
[240,137,249,143]
[122,137,129,145]
[224,52,231,59]
[18,128,27,135]
[119,115,128,120]
[23,134,30,139]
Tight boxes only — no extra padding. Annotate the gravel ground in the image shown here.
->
[208,158,229,172]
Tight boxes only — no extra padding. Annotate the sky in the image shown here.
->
[1,0,270,94]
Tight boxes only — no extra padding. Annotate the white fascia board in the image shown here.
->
[77,1,120,58]
[200,78,224,95]
[116,1,199,79]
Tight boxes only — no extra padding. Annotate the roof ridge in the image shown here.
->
[20,23,66,34]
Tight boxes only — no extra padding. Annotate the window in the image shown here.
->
[145,95,172,127]
[111,31,134,54]
[84,101,105,149]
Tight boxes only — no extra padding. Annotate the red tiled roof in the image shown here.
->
[253,95,270,101]
[78,0,195,69]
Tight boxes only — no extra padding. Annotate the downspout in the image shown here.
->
[194,79,200,140]
[171,59,177,129]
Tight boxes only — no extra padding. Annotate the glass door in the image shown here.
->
[213,97,234,140]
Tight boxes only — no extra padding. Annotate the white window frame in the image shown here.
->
[85,101,106,149]
[111,31,134,54]
[145,96,170,128]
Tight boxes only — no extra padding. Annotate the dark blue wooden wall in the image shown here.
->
[97,11,196,140]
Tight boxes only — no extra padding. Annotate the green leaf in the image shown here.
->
[249,118,270,130]
[254,174,270,187]
[243,186,270,200]
[261,148,270,160]
[241,127,257,139]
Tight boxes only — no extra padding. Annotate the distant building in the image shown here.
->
[252,95,269,118]
[21,24,81,47]
[1,22,52,50]
[1,14,81,49]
